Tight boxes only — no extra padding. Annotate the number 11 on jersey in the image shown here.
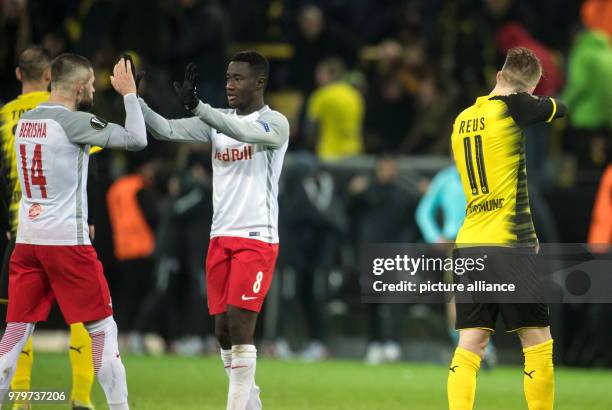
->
[462,135,489,195]
[19,143,47,199]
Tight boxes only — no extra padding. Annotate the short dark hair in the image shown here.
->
[317,56,346,82]
[230,50,269,80]
[500,47,542,90]
[51,53,92,90]
[18,46,52,82]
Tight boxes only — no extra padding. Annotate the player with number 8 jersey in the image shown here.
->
[139,51,288,410]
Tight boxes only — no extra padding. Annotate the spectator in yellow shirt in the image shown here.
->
[306,57,364,160]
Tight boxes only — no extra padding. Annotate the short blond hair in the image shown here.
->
[500,47,542,91]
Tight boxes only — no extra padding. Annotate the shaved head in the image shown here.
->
[50,53,93,91]
[50,53,96,111]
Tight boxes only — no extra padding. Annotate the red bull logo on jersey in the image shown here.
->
[28,203,42,219]
[214,146,253,162]
[19,122,47,139]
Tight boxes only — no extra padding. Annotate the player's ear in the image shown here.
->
[42,67,51,85]
[496,71,502,83]
[75,80,84,96]
[15,67,22,82]
[256,76,266,90]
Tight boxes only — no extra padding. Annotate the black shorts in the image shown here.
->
[453,245,550,332]
[455,302,550,332]
[0,238,14,300]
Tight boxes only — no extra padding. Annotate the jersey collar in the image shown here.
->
[18,91,49,100]
[37,102,71,111]
[475,95,492,105]
[234,105,270,120]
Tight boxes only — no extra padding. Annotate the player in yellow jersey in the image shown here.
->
[0,47,96,410]
[447,47,566,410]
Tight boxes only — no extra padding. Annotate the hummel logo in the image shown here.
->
[524,370,536,379]
[70,345,84,354]
[241,295,257,301]
[449,365,459,373]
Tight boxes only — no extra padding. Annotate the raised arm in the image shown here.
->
[139,98,211,143]
[62,93,147,151]
[492,93,567,128]
[62,57,147,150]
[192,102,289,148]
[114,93,146,149]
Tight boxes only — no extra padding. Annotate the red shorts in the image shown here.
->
[8,244,113,324]
[206,236,279,315]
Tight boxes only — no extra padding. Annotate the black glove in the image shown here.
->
[121,53,145,93]
[173,62,199,111]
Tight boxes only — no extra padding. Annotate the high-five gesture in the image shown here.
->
[135,52,288,410]
[121,53,145,92]
[110,57,137,96]
[173,62,199,111]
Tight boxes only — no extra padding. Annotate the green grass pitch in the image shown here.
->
[11,353,612,409]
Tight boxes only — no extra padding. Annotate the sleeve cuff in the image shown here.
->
[545,97,557,123]
[192,100,209,117]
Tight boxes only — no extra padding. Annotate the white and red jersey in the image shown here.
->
[209,107,287,242]
[14,95,147,245]
[140,100,289,243]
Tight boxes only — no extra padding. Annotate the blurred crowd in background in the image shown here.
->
[1,0,612,367]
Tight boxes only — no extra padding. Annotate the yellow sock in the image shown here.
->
[523,339,554,410]
[448,347,481,410]
[69,323,95,407]
[11,336,33,409]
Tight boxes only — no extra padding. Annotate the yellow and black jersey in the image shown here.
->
[0,91,50,236]
[451,93,566,246]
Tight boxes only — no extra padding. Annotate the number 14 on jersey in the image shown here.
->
[19,143,48,199]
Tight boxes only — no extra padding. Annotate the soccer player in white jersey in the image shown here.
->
[138,51,289,410]
[0,54,147,410]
